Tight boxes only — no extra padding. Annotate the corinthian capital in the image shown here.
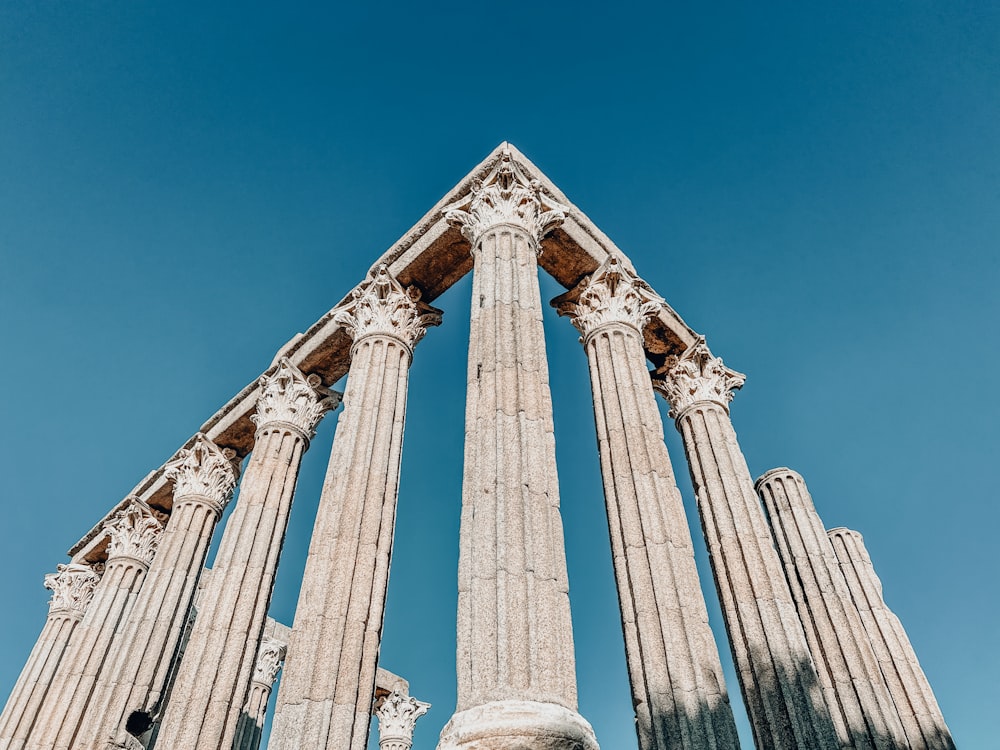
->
[444,152,568,249]
[252,636,287,688]
[653,337,746,418]
[44,562,101,616]
[164,434,239,514]
[553,255,664,340]
[374,690,431,750]
[251,358,341,441]
[334,265,442,351]
[105,498,164,566]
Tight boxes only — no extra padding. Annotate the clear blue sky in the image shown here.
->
[1,2,997,748]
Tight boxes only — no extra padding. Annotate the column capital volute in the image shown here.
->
[444,151,569,251]
[104,496,165,568]
[44,562,101,617]
[374,689,431,750]
[334,265,442,356]
[552,254,664,342]
[652,336,746,419]
[251,358,342,443]
[163,433,240,517]
[252,636,287,689]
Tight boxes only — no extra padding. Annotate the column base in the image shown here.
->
[437,700,599,750]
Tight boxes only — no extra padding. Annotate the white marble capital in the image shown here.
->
[252,636,286,688]
[375,690,430,750]
[104,498,165,567]
[44,562,100,617]
[163,433,240,516]
[334,264,442,353]
[654,337,746,418]
[444,151,568,250]
[251,357,341,442]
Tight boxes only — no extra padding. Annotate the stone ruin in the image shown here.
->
[0,144,954,750]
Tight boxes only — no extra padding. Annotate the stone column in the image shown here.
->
[69,434,239,750]
[268,264,441,750]
[653,339,838,750]
[375,690,430,750]
[756,469,907,749]
[232,636,286,750]
[155,359,339,750]
[436,153,598,750]
[554,256,741,750]
[828,527,956,750]
[0,563,100,749]
[23,500,164,750]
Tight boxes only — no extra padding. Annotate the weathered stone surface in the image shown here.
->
[757,468,907,749]
[828,527,956,750]
[442,153,597,750]
[268,265,440,750]
[654,340,839,750]
[554,256,740,750]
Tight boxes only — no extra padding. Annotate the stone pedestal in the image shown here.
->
[438,153,598,750]
[26,501,163,750]
[71,435,239,750]
[828,528,956,750]
[554,256,740,750]
[268,265,440,750]
[0,563,99,750]
[155,359,338,750]
[654,340,838,750]
[757,469,906,749]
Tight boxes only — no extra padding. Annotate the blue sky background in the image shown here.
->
[1,2,997,748]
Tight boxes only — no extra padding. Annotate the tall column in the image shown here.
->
[828,527,956,750]
[437,152,598,750]
[156,359,339,750]
[269,264,441,750]
[756,469,907,749]
[23,500,163,750]
[0,563,100,749]
[653,339,838,750]
[554,256,741,750]
[375,690,430,750]
[70,434,239,750]
[232,636,286,750]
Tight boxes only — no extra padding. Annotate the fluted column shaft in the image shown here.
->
[156,361,337,750]
[828,528,955,750]
[0,564,99,750]
[555,257,740,750]
[68,436,238,750]
[269,265,440,750]
[656,341,838,750]
[757,469,907,749]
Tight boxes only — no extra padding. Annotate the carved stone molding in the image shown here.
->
[252,637,286,688]
[44,562,100,616]
[444,152,569,250]
[653,337,746,418]
[163,433,239,515]
[553,255,664,340]
[251,358,341,441]
[333,264,442,352]
[374,690,430,750]
[105,498,165,567]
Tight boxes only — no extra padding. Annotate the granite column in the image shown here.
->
[828,528,955,750]
[554,256,740,750]
[756,469,907,749]
[268,264,441,750]
[155,359,338,750]
[654,340,838,750]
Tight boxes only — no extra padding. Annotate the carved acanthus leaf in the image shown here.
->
[251,358,341,439]
[252,637,286,687]
[554,255,664,339]
[105,498,164,566]
[334,265,442,350]
[653,337,746,418]
[44,562,101,615]
[375,690,431,743]
[444,152,568,249]
[164,434,239,512]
